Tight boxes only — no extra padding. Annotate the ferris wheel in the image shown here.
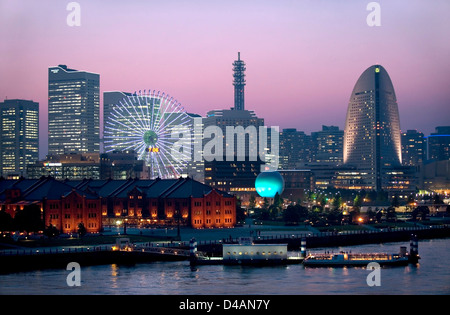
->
[104,90,192,179]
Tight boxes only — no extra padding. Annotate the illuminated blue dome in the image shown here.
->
[255,171,285,198]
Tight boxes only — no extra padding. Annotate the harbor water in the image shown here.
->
[0,238,449,295]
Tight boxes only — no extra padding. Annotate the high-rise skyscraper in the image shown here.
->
[103,91,133,153]
[233,52,246,111]
[311,125,344,164]
[203,53,274,193]
[0,99,39,177]
[343,65,402,191]
[426,126,450,162]
[186,113,205,182]
[48,65,100,155]
[401,130,425,166]
[279,128,312,169]
[203,109,265,192]
[204,53,265,160]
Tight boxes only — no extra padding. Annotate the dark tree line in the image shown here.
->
[0,205,44,234]
[0,205,87,237]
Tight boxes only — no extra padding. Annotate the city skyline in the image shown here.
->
[1,1,449,159]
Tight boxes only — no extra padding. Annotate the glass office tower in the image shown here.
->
[344,65,402,191]
[0,99,39,177]
[48,65,100,155]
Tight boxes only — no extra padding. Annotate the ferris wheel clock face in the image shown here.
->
[104,90,192,179]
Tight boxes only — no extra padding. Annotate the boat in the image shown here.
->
[302,251,409,267]
[189,237,304,266]
[189,234,421,268]
[302,235,420,267]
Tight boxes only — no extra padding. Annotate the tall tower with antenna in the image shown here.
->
[233,52,246,111]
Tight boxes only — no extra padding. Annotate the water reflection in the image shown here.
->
[110,264,119,289]
[0,239,449,295]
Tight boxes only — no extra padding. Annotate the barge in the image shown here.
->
[189,237,305,266]
[302,252,409,267]
[189,234,421,268]
[302,235,420,267]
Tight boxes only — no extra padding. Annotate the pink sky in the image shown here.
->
[1,0,449,158]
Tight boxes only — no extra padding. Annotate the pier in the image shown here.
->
[195,224,450,254]
[0,243,190,274]
[0,224,448,273]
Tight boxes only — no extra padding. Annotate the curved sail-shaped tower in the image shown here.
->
[343,65,402,191]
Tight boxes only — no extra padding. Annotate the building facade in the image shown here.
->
[27,152,144,180]
[103,91,135,152]
[278,170,315,201]
[426,126,450,162]
[311,125,344,164]
[279,129,312,170]
[0,177,102,234]
[0,99,39,178]
[65,177,237,229]
[48,65,100,155]
[203,108,265,159]
[0,177,237,231]
[343,65,402,191]
[185,113,205,182]
[102,91,133,153]
[401,130,425,166]
[201,53,271,193]
[202,109,265,194]
[204,157,263,194]
[419,160,450,194]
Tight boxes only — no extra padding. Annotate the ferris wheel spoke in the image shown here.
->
[120,96,148,131]
[136,142,148,160]
[112,140,143,153]
[120,100,148,132]
[104,128,142,139]
[163,112,189,131]
[143,91,152,130]
[135,93,151,131]
[155,150,180,178]
[157,141,188,172]
[155,97,177,132]
[154,152,167,178]
[158,112,190,134]
[158,101,180,129]
[148,91,158,132]
[157,139,192,161]
[108,113,144,136]
[108,138,146,149]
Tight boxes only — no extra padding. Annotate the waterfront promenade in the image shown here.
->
[1,220,449,274]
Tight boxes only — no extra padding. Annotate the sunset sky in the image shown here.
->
[1,0,449,157]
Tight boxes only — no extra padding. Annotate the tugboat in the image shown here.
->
[302,234,420,267]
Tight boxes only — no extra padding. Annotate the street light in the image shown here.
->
[175,203,181,240]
